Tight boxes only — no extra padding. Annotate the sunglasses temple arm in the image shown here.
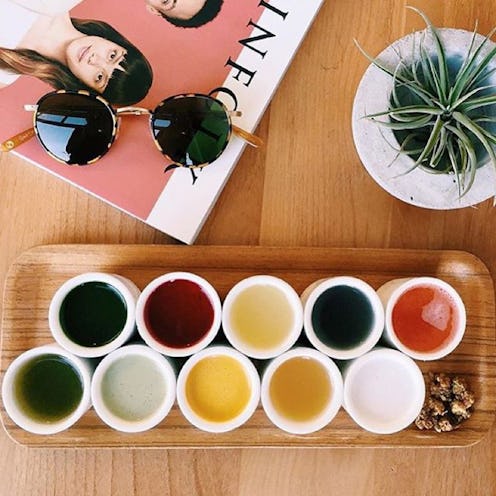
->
[1,127,36,152]
[231,124,263,148]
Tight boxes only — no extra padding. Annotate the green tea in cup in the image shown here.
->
[302,276,384,360]
[49,272,140,358]
[13,354,83,423]
[59,281,128,347]
[2,344,93,435]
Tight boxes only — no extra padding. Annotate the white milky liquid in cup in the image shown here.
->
[346,356,421,432]
[101,355,167,422]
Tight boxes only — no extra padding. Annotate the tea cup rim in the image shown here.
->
[135,272,221,358]
[176,345,260,433]
[302,276,385,360]
[260,346,343,434]
[48,272,140,358]
[221,275,303,359]
[1,344,92,435]
[380,276,467,361]
[342,347,425,434]
[90,344,176,433]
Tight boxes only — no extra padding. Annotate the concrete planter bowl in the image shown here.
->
[352,28,496,210]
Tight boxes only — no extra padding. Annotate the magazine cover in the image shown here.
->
[0,0,325,243]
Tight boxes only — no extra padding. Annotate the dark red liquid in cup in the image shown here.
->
[144,279,215,349]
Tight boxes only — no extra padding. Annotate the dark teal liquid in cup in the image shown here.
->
[13,354,83,422]
[59,281,127,347]
[311,285,375,350]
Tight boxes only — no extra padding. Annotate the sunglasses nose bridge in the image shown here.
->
[113,107,151,142]
[116,107,151,117]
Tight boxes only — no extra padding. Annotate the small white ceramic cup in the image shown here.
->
[342,347,425,434]
[261,347,343,435]
[377,276,466,360]
[176,345,260,433]
[48,272,140,358]
[91,344,176,433]
[222,275,303,359]
[136,272,221,358]
[301,276,385,360]
[2,344,93,435]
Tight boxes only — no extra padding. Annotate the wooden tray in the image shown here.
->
[1,245,494,448]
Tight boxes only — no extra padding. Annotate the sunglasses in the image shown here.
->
[1,90,262,168]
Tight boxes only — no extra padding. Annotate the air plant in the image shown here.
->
[355,6,496,199]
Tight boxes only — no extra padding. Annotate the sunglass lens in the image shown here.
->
[35,93,115,165]
[152,95,230,167]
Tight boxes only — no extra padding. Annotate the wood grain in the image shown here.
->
[1,244,494,448]
[1,0,496,494]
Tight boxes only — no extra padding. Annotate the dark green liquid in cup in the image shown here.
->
[13,354,83,422]
[59,281,127,347]
[311,285,374,350]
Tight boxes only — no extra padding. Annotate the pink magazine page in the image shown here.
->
[0,0,263,218]
[0,0,325,242]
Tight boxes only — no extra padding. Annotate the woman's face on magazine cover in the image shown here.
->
[66,37,127,93]
[146,0,207,20]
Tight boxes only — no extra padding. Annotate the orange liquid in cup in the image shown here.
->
[392,285,459,352]
[269,357,332,422]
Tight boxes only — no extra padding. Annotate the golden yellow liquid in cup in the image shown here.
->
[230,285,294,350]
[185,356,251,423]
[269,357,332,422]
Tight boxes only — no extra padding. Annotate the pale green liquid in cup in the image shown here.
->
[101,355,167,422]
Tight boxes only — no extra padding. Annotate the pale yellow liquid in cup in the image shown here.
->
[185,356,251,423]
[269,357,332,422]
[230,285,295,351]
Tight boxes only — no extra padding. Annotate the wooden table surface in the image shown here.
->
[1,1,495,494]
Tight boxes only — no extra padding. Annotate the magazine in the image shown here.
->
[0,0,325,243]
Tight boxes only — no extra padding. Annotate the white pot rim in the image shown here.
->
[352,27,496,210]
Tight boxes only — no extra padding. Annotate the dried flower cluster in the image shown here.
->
[415,372,475,432]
